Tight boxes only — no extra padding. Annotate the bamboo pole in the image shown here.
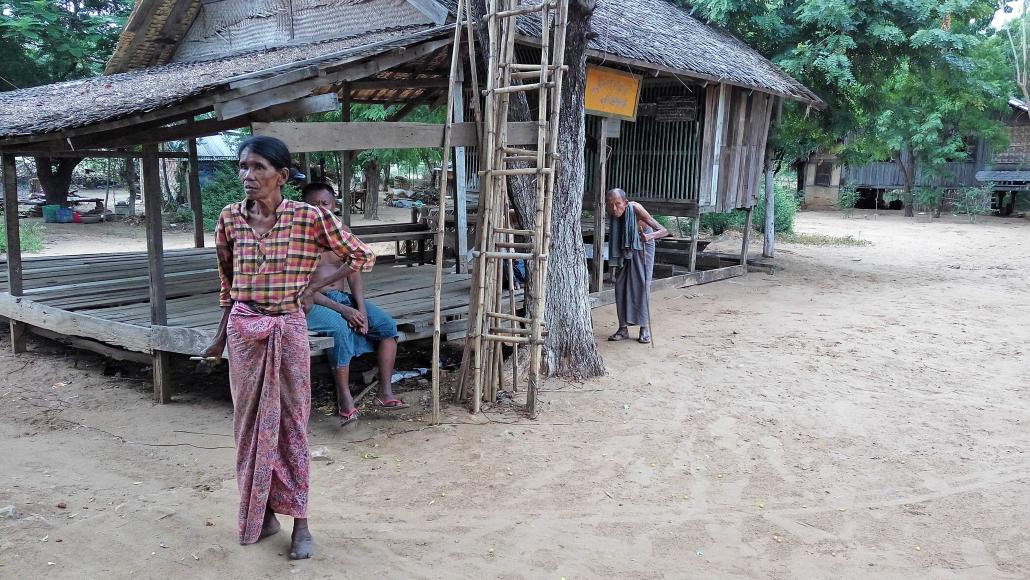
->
[430,0,467,425]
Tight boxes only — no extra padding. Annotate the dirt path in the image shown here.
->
[1,210,1028,579]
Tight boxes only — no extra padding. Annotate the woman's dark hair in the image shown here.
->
[301,182,336,200]
[237,136,292,170]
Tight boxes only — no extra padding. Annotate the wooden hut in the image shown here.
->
[0,0,819,402]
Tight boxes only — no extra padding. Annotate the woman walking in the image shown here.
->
[202,136,374,559]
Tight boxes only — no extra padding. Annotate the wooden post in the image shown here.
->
[740,206,753,274]
[762,98,782,258]
[709,84,729,207]
[2,154,27,354]
[688,210,700,273]
[453,74,470,273]
[340,82,353,226]
[142,144,171,403]
[187,138,204,248]
[590,117,609,293]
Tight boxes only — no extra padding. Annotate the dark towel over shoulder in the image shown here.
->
[608,202,642,269]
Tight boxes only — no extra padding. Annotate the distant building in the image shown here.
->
[802,99,1029,214]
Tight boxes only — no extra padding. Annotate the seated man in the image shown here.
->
[605,188,668,344]
[302,183,407,426]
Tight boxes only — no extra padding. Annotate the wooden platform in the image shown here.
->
[0,248,475,357]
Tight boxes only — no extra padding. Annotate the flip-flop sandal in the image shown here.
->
[374,398,409,411]
[339,408,359,426]
[608,330,629,341]
[638,331,652,344]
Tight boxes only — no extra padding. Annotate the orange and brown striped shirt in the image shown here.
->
[215,199,374,314]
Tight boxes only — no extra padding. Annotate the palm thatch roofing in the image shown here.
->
[438,0,823,106]
[0,24,448,140]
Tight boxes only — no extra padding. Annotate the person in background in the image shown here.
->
[605,188,668,344]
[301,183,407,426]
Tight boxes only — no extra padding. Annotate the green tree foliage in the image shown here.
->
[688,0,1012,194]
[0,0,133,87]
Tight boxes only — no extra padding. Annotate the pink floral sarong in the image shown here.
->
[226,302,311,545]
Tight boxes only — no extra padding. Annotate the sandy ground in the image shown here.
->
[1,210,1029,579]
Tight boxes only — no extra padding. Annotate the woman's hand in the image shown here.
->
[339,306,369,334]
[202,335,226,360]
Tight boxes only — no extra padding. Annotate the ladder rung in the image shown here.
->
[494,241,535,250]
[489,326,531,335]
[482,334,537,345]
[486,3,556,21]
[473,251,546,260]
[503,147,538,156]
[487,312,532,324]
[485,82,552,95]
[511,71,544,81]
[494,227,534,236]
[503,155,539,163]
[479,167,553,177]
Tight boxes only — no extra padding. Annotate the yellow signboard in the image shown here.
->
[585,66,642,121]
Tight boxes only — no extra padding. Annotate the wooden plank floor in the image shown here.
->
[0,248,481,355]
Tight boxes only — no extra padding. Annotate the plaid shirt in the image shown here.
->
[215,199,375,314]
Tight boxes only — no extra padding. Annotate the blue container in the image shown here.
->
[56,207,74,223]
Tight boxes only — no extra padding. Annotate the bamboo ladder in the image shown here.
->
[454,0,570,417]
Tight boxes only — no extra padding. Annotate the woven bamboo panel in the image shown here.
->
[174,0,428,62]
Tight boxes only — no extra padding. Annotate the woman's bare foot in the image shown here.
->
[289,522,314,560]
[259,510,280,540]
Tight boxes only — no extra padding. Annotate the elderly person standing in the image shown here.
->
[605,188,668,344]
[202,136,374,560]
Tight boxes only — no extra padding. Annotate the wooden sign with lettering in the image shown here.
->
[655,95,697,122]
[585,66,642,121]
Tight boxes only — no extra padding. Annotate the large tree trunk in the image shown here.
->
[363,160,379,220]
[503,0,604,378]
[35,156,80,206]
[896,149,915,218]
[122,158,139,216]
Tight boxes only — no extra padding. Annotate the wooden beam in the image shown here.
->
[2,153,26,353]
[247,93,341,123]
[252,121,538,152]
[28,326,152,365]
[626,198,698,217]
[453,80,469,273]
[740,206,753,275]
[142,144,171,403]
[349,78,451,91]
[216,37,453,121]
[187,139,205,248]
[688,214,700,273]
[589,265,745,309]
[709,84,729,207]
[340,83,352,226]
[590,118,609,293]
[0,150,190,159]
[0,294,152,353]
[72,116,249,150]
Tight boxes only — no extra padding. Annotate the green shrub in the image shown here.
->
[835,185,859,218]
[914,187,943,218]
[0,216,45,253]
[953,184,992,223]
[752,184,800,234]
[700,210,744,235]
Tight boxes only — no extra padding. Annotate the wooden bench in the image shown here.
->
[349,223,434,264]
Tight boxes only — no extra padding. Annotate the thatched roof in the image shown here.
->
[0,25,446,140]
[439,0,822,106]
